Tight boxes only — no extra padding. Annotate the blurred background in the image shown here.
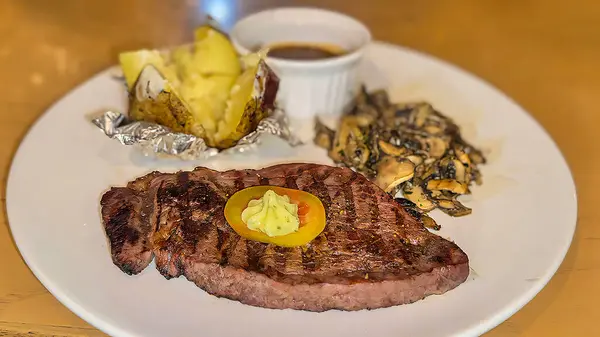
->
[1,0,596,169]
[1,0,598,336]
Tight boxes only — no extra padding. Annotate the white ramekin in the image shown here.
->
[231,7,371,122]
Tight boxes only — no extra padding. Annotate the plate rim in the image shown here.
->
[5,40,578,337]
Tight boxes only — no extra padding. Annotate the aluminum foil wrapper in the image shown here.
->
[91,109,302,160]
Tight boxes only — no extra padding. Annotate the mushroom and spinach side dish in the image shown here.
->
[314,87,487,229]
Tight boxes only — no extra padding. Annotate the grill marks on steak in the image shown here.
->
[101,163,469,310]
[100,170,165,275]
[151,172,228,279]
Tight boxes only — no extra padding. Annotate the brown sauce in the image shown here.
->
[265,42,345,61]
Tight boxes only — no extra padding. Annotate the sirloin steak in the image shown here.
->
[100,163,469,311]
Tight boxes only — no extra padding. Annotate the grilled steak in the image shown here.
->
[100,163,469,311]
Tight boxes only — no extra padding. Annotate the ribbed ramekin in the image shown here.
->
[231,7,371,121]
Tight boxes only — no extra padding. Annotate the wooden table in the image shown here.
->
[0,0,596,336]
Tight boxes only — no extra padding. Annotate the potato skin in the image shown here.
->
[129,90,184,132]
[128,88,206,139]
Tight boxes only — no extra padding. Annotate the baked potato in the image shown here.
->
[118,24,279,149]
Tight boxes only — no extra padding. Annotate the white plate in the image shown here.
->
[7,41,577,337]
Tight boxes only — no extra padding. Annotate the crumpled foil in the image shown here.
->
[91,108,302,161]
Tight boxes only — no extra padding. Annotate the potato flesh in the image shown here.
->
[178,75,236,138]
[191,26,241,76]
[215,66,256,144]
[119,50,179,89]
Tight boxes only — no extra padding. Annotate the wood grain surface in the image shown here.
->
[1,0,597,336]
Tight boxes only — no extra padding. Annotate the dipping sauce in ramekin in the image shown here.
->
[231,8,371,123]
[265,42,346,60]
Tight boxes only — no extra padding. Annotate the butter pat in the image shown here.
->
[241,190,299,237]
